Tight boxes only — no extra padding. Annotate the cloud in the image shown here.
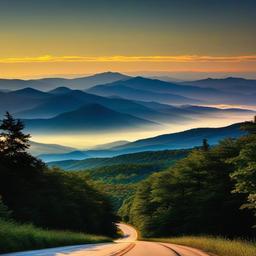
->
[0,55,256,63]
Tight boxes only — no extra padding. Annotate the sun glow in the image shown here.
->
[0,55,256,64]
[31,114,253,149]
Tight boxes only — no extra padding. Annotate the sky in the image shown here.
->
[0,0,256,78]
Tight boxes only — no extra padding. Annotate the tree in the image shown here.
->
[0,112,30,156]
[0,113,117,236]
[0,196,11,220]
[240,116,256,135]
[125,138,255,237]
[202,138,210,151]
[231,141,256,225]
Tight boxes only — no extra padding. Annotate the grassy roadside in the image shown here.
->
[0,219,112,253]
[146,236,256,256]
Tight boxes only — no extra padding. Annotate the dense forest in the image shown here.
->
[119,119,256,238]
[0,113,117,236]
[52,150,188,210]
[76,163,161,211]
[1,111,256,241]
[48,149,188,170]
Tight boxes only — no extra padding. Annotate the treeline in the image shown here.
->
[69,150,188,211]
[0,113,117,236]
[120,120,256,238]
[76,163,160,211]
[49,149,188,171]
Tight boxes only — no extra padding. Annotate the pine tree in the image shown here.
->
[0,112,30,156]
[240,116,256,134]
[202,138,210,151]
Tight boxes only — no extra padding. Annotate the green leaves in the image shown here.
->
[0,112,30,155]
[122,133,256,237]
[231,141,256,219]
[0,113,117,237]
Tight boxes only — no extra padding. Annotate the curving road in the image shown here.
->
[2,223,211,256]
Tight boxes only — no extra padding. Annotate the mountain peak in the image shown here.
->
[12,87,40,93]
[49,87,72,95]
[10,87,48,96]
[89,71,129,79]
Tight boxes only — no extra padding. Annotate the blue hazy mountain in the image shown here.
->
[8,87,52,99]
[180,105,255,115]
[29,141,76,156]
[14,88,254,125]
[43,122,246,162]
[39,151,89,162]
[23,103,158,133]
[88,76,255,105]
[15,89,194,123]
[87,77,202,104]
[183,77,256,94]
[0,85,254,131]
[0,88,52,115]
[46,149,188,171]
[48,86,73,95]
[112,122,245,153]
[0,72,129,91]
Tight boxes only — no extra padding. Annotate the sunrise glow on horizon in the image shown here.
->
[0,0,255,78]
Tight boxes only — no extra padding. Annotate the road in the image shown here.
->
[2,223,212,256]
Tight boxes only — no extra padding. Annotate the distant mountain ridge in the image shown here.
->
[0,72,129,91]
[47,149,188,171]
[113,122,245,152]
[87,76,256,105]
[183,77,256,94]
[29,141,76,156]
[0,78,254,136]
[23,103,158,133]
[41,122,246,162]
[87,76,203,104]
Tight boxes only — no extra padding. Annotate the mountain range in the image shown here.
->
[0,72,255,154]
[47,149,188,171]
[23,103,158,133]
[87,76,256,105]
[40,122,246,162]
[28,141,76,156]
[184,77,256,94]
[0,72,129,91]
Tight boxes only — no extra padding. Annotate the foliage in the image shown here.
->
[231,122,256,221]
[48,149,189,171]
[0,196,11,220]
[76,159,184,211]
[0,112,30,155]
[120,135,256,237]
[76,164,160,211]
[79,163,165,184]
[0,219,111,253]
[147,237,256,256]
[0,113,117,236]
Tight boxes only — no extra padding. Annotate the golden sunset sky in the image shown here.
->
[0,0,255,78]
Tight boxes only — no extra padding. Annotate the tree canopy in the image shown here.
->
[0,112,117,236]
[120,128,256,238]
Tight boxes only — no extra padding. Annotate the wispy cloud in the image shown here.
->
[0,55,256,64]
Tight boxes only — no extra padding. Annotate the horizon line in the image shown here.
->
[1,54,256,64]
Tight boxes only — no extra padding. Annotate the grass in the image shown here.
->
[147,236,256,256]
[0,219,112,253]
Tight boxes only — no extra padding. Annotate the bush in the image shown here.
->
[0,196,11,219]
[0,113,117,236]
[0,219,111,253]
[148,237,256,256]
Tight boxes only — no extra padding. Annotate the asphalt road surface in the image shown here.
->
[2,223,211,256]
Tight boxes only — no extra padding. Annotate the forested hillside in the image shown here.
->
[54,150,189,210]
[0,113,117,237]
[120,120,256,238]
[48,149,188,170]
